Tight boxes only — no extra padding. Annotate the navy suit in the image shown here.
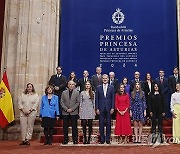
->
[95,84,115,143]
[168,75,180,94]
[154,77,170,117]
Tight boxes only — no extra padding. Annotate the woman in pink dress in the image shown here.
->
[115,84,132,143]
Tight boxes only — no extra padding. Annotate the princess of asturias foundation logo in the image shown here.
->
[112,8,125,24]
[0,87,6,99]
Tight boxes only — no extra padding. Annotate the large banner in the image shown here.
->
[60,0,178,80]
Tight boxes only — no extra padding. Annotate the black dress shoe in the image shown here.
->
[100,141,105,144]
[106,141,111,144]
[73,141,78,144]
[19,141,26,145]
[62,141,68,144]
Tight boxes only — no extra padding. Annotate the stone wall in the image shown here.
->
[1,0,60,118]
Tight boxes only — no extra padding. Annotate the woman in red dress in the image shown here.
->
[115,84,132,144]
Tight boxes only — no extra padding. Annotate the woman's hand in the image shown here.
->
[172,112,177,119]
[130,110,132,117]
[144,110,146,117]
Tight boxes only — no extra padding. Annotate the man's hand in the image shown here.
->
[54,86,60,91]
[150,112,153,117]
[110,109,114,114]
[56,117,59,121]
[162,113,165,117]
[67,109,72,113]
[96,109,100,115]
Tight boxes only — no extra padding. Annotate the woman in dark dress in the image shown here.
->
[122,77,131,96]
[67,71,78,87]
[149,83,165,143]
[40,85,60,145]
[130,82,146,143]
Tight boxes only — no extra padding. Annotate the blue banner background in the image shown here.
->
[60,0,178,81]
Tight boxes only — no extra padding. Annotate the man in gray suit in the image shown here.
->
[91,66,102,91]
[61,80,80,144]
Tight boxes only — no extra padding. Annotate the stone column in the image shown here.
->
[1,0,60,117]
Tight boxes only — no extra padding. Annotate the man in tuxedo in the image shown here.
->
[155,69,170,117]
[60,80,80,144]
[49,66,67,115]
[91,67,102,91]
[95,74,115,144]
[168,67,180,94]
[78,70,91,92]
[130,71,144,92]
[109,71,119,93]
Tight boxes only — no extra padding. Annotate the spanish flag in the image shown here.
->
[0,71,14,128]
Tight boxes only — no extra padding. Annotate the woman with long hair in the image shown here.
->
[40,85,59,145]
[130,82,146,143]
[18,83,39,145]
[122,77,131,96]
[115,84,132,144]
[149,83,165,143]
[67,71,78,87]
[79,81,95,144]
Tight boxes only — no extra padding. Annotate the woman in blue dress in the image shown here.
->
[130,82,146,143]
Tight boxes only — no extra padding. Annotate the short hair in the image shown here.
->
[159,69,164,72]
[174,66,179,70]
[134,71,140,75]
[109,72,115,76]
[102,74,109,78]
[45,85,54,95]
[56,66,62,70]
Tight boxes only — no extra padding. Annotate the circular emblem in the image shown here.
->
[112,8,125,25]
[0,87,6,99]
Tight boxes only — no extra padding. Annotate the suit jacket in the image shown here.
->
[95,85,115,112]
[148,93,165,114]
[91,74,102,91]
[154,77,169,96]
[60,89,80,115]
[168,75,180,94]
[49,74,67,97]
[130,79,144,92]
[78,78,92,92]
[40,94,60,118]
[109,78,119,93]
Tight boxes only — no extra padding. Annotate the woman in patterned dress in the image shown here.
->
[79,81,95,144]
[130,82,146,143]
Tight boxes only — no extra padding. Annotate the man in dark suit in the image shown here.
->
[95,74,115,144]
[49,66,67,97]
[168,66,180,94]
[78,70,91,92]
[91,67,102,91]
[130,71,144,92]
[49,66,67,115]
[154,69,170,117]
[109,71,119,93]
[61,80,80,144]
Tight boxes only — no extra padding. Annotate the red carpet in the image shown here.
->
[0,140,180,154]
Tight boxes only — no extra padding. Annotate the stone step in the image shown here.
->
[40,134,151,144]
[53,126,151,135]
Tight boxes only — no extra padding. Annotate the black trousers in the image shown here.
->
[151,112,163,134]
[63,115,78,142]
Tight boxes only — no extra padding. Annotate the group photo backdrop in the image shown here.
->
[60,0,178,80]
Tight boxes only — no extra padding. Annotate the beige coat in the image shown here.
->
[18,93,39,117]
